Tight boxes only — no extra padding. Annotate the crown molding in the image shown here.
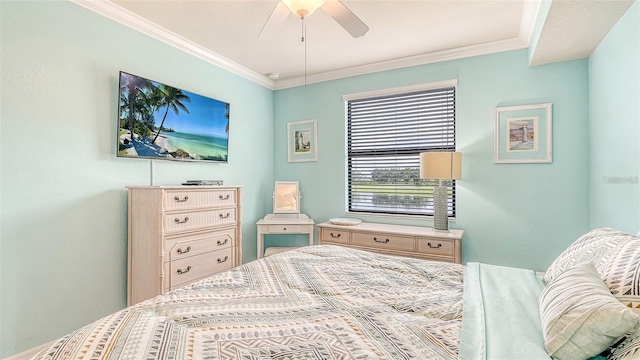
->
[274,37,528,90]
[70,0,275,90]
[71,0,538,91]
[520,0,543,46]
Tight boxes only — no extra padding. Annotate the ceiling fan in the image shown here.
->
[259,0,369,39]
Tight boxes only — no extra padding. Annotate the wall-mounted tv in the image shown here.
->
[117,71,229,163]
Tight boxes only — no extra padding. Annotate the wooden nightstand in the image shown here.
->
[256,214,315,258]
[318,221,463,263]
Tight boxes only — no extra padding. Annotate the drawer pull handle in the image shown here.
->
[217,239,229,246]
[174,195,189,202]
[219,194,230,200]
[219,212,231,219]
[428,242,442,249]
[217,256,229,263]
[176,246,191,254]
[176,266,191,275]
[330,232,341,238]
[373,237,390,244]
[174,217,189,224]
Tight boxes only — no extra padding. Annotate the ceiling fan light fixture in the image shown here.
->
[282,0,326,18]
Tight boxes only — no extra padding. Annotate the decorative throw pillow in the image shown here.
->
[595,238,640,311]
[608,326,640,360]
[544,228,634,284]
[539,262,639,360]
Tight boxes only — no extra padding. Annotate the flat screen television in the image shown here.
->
[117,71,229,163]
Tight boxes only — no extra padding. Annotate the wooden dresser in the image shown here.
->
[126,185,242,305]
[318,221,463,263]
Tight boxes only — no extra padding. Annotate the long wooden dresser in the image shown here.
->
[126,185,242,305]
[318,221,463,263]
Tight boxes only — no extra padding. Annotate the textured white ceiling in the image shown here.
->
[77,0,635,89]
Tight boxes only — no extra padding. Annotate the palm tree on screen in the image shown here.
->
[152,85,191,144]
[121,73,152,142]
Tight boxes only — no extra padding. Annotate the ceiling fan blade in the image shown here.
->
[259,1,290,39]
[321,0,369,38]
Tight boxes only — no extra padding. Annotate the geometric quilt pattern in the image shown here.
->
[32,245,464,360]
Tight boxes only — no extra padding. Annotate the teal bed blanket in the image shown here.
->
[459,262,609,360]
[459,262,551,360]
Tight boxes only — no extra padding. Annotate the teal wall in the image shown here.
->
[2,0,638,357]
[0,1,274,356]
[274,50,591,273]
[589,1,640,234]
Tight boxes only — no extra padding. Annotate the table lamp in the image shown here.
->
[419,152,462,232]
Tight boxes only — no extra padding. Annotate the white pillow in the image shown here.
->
[539,262,639,360]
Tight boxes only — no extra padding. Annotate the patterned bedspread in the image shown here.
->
[33,245,464,360]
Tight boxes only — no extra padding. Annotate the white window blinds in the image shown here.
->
[346,85,457,216]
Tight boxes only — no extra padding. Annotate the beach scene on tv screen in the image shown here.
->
[118,72,229,162]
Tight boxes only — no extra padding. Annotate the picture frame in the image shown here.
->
[287,119,318,162]
[494,103,552,163]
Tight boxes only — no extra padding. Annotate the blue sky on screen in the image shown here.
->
[153,86,228,138]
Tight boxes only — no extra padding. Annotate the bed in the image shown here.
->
[32,228,640,360]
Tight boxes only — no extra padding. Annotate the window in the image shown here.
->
[344,80,457,217]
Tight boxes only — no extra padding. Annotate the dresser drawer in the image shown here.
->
[164,208,236,232]
[416,238,455,257]
[164,189,236,210]
[165,228,235,261]
[268,224,302,233]
[128,186,242,305]
[320,228,349,244]
[351,231,414,252]
[167,247,234,290]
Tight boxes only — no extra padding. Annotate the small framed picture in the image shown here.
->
[287,119,318,162]
[494,103,552,163]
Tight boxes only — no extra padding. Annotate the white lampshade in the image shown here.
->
[420,152,462,180]
[282,0,326,17]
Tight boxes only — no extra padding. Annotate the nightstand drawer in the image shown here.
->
[316,222,463,265]
[166,228,235,261]
[164,208,236,232]
[320,228,349,244]
[168,247,234,290]
[416,238,455,257]
[164,189,236,210]
[351,232,414,251]
[268,225,302,233]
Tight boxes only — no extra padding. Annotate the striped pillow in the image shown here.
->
[539,262,639,360]
[544,228,634,284]
[609,326,640,360]
[598,238,640,360]
[596,238,640,309]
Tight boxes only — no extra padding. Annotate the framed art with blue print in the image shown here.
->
[494,103,552,163]
[287,119,318,162]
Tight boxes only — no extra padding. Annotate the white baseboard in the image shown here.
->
[3,341,53,360]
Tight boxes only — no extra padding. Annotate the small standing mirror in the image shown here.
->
[273,181,300,216]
